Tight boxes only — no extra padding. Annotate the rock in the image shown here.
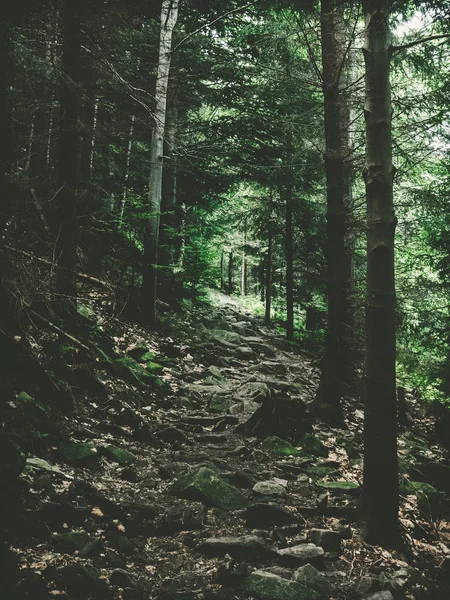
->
[246,341,277,358]
[246,570,320,600]
[170,467,248,510]
[52,531,92,553]
[227,470,256,489]
[79,537,104,558]
[253,480,287,497]
[58,564,112,599]
[244,503,299,528]
[198,535,276,559]
[362,593,394,600]
[77,303,96,321]
[262,436,300,457]
[60,443,98,464]
[105,550,126,569]
[237,382,271,401]
[99,445,137,465]
[114,408,142,428]
[301,434,328,458]
[278,543,324,567]
[308,529,341,553]
[235,346,257,360]
[207,365,223,379]
[293,563,333,597]
[216,555,249,586]
[210,329,242,344]
[316,480,360,495]
[126,343,151,360]
[156,506,203,535]
[0,434,26,481]
[154,426,192,445]
[249,361,288,376]
[23,457,67,480]
[209,395,233,413]
[110,569,136,588]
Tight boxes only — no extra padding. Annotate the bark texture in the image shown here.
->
[0,19,15,234]
[143,0,179,327]
[55,0,81,321]
[360,0,400,546]
[316,0,354,423]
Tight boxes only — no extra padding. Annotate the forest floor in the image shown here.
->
[9,290,450,600]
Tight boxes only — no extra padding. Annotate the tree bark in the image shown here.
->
[241,217,247,296]
[0,19,16,234]
[265,193,273,326]
[121,114,135,220]
[142,0,179,327]
[55,0,82,322]
[283,130,295,341]
[316,0,354,423]
[228,250,234,294]
[359,0,400,547]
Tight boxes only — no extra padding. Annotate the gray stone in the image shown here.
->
[308,528,341,553]
[249,361,288,376]
[253,480,287,497]
[246,570,320,600]
[278,543,324,567]
[235,346,257,360]
[209,395,233,414]
[362,593,394,600]
[170,467,248,510]
[237,382,271,401]
[199,535,276,559]
[293,563,332,597]
[210,330,242,345]
[244,503,298,528]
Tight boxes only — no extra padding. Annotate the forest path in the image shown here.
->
[21,292,400,600]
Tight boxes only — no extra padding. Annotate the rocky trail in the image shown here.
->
[9,292,450,600]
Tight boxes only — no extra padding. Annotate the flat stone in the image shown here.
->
[316,480,360,495]
[170,467,248,511]
[246,570,320,600]
[244,503,299,528]
[198,535,276,559]
[253,480,287,497]
[262,436,300,457]
[293,563,333,597]
[278,543,324,567]
[249,361,288,376]
[308,528,341,553]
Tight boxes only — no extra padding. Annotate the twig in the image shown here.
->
[29,309,91,352]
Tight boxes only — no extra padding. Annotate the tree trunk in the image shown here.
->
[283,131,295,341]
[265,194,273,326]
[159,98,179,269]
[142,0,179,327]
[316,0,354,424]
[220,249,225,291]
[241,217,247,296]
[79,72,98,185]
[228,250,234,294]
[121,114,135,220]
[55,0,82,322]
[0,19,16,234]
[360,0,400,547]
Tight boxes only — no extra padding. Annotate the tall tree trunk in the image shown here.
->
[220,248,225,291]
[121,114,135,220]
[316,0,354,424]
[228,251,234,295]
[55,0,81,322]
[360,0,399,547]
[0,19,16,234]
[142,0,179,327]
[79,71,98,185]
[241,217,247,296]
[159,99,179,269]
[283,130,295,341]
[265,193,273,326]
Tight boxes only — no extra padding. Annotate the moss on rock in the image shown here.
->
[262,436,300,457]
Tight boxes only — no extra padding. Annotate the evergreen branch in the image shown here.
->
[173,1,258,52]
[392,34,450,54]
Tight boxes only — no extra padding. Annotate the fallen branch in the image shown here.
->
[28,309,91,353]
